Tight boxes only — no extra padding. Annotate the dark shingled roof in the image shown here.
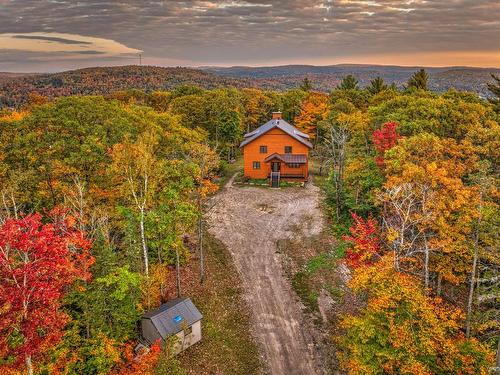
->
[143,298,202,337]
[239,118,313,149]
[264,153,307,164]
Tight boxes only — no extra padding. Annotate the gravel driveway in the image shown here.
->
[207,175,326,375]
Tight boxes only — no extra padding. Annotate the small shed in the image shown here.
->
[141,298,202,355]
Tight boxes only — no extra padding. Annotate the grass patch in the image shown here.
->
[305,252,336,274]
[290,250,341,312]
[291,272,321,311]
[332,242,348,259]
[280,232,342,371]
[215,157,243,187]
[246,178,269,186]
[174,231,262,375]
[279,181,304,187]
[279,233,342,313]
[323,283,345,299]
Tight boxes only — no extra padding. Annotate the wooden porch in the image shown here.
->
[264,153,309,186]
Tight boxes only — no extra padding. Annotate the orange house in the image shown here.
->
[239,112,313,186]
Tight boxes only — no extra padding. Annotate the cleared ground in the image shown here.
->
[207,176,327,375]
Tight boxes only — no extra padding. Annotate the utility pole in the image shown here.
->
[139,53,142,66]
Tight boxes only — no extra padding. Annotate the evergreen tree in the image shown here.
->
[337,75,359,90]
[487,74,500,113]
[368,76,388,94]
[407,68,429,90]
[300,77,313,92]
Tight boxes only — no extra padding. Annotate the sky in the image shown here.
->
[0,0,499,72]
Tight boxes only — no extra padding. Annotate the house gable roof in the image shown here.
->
[239,118,313,149]
[142,298,202,338]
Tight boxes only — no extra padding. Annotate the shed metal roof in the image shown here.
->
[143,298,202,337]
[264,153,307,164]
[239,119,313,149]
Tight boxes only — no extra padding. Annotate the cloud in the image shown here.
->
[0,0,498,70]
[0,32,142,61]
[12,34,92,45]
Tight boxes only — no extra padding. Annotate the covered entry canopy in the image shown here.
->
[264,153,307,164]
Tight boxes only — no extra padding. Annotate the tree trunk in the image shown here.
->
[334,172,341,220]
[139,206,149,277]
[495,337,500,375]
[25,355,33,375]
[199,216,205,284]
[424,235,430,293]
[11,192,18,220]
[436,273,442,296]
[175,248,181,298]
[466,214,481,338]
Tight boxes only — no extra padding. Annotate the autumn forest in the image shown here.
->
[0,69,499,374]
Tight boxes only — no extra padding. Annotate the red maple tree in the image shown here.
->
[343,213,381,268]
[0,211,93,375]
[372,121,401,167]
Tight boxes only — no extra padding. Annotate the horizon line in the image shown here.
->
[2,62,500,75]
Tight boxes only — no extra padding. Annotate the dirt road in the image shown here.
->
[207,176,326,374]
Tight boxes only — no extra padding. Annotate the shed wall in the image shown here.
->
[141,318,161,345]
[171,320,202,355]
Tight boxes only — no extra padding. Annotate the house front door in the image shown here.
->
[270,162,280,187]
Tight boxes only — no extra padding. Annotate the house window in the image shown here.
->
[284,146,292,154]
[288,163,300,168]
[253,161,261,169]
[260,145,267,153]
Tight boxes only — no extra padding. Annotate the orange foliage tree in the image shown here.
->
[338,256,494,375]
[115,342,162,375]
[294,92,328,140]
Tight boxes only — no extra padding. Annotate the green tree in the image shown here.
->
[337,75,359,90]
[369,94,494,140]
[368,76,388,94]
[343,156,383,215]
[487,74,500,113]
[300,77,313,92]
[170,85,205,99]
[239,88,280,132]
[1,96,142,210]
[110,130,166,276]
[407,68,429,91]
[279,89,308,122]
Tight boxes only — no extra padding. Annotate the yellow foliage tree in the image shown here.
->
[338,255,494,375]
[382,133,480,286]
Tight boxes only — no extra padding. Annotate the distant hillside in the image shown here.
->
[0,65,246,108]
[0,72,34,84]
[204,64,500,98]
[2,64,499,108]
